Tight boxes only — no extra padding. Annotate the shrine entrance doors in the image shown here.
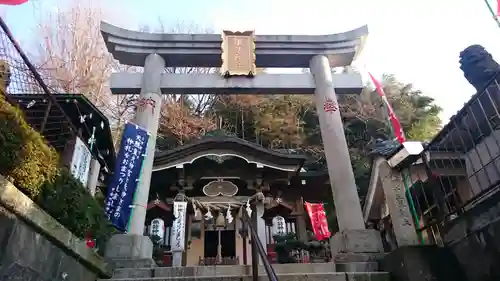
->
[203,230,236,264]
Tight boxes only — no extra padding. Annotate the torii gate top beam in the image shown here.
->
[100,22,368,68]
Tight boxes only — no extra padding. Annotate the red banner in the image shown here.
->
[0,0,28,5]
[304,202,331,241]
[369,72,406,144]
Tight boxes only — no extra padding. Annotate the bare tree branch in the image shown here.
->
[139,19,219,144]
[32,1,138,146]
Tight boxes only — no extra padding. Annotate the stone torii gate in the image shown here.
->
[101,22,383,271]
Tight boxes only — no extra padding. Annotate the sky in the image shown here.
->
[3,0,500,123]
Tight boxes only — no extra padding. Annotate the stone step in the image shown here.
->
[335,262,378,272]
[101,272,390,281]
[113,263,337,278]
[110,258,157,269]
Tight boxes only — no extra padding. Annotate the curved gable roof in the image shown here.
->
[153,136,306,172]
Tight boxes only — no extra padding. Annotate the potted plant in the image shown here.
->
[149,235,164,265]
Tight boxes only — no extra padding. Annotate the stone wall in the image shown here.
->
[0,175,110,281]
[444,190,500,281]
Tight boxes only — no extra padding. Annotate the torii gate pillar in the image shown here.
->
[127,53,165,234]
[310,55,366,231]
[309,55,383,271]
[103,53,165,264]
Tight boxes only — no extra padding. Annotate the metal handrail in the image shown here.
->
[241,211,278,281]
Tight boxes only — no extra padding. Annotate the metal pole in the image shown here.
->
[401,169,425,244]
[483,0,500,28]
[217,229,222,264]
[250,207,259,281]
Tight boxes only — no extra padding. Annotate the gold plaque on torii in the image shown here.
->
[220,30,256,77]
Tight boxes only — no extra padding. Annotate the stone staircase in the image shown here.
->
[102,263,390,281]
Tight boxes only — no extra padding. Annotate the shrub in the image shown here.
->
[0,94,59,198]
[0,80,112,240]
[37,168,114,240]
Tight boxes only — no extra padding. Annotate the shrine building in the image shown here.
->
[143,131,331,266]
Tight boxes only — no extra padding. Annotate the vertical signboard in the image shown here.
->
[170,202,187,251]
[70,136,92,187]
[104,122,149,231]
[220,30,256,77]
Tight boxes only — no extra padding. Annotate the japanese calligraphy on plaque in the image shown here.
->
[170,201,187,251]
[378,161,418,246]
[70,136,92,187]
[220,30,256,77]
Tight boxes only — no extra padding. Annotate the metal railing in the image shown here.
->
[0,16,77,134]
[241,210,278,281]
[400,72,500,245]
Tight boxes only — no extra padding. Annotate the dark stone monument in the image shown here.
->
[381,245,467,281]
[459,44,500,92]
[458,45,500,140]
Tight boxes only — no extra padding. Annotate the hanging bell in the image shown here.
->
[216,211,226,227]
[193,203,202,221]
[205,207,213,220]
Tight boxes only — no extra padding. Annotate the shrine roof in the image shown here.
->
[153,135,307,172]
[5,93,116,172]
[369,139,401,158]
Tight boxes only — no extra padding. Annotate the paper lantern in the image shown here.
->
[149,218,165,243]
[271,216,286,236]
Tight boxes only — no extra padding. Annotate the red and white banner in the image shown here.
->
[304,202,331,241]
[369,72,406,144]
[0,0,28,5]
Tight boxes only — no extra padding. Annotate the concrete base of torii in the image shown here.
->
[104,234,156,269]
[330,230,385,271]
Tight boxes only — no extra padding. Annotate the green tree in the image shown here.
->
[208,94,311,148]
[339,74,443,200]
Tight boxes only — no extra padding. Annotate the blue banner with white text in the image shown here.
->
[105,122,149,231]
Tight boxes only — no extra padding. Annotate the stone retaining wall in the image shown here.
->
[0,174,111,281]
[444,194,500,281]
